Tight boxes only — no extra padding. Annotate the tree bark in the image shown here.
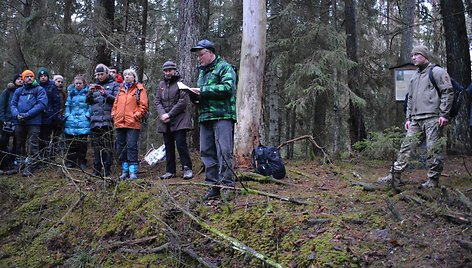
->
[440,0,472,153]
[137,0,148,82]
[397,0,415,65]
[95,0,114,66]
[178,0,208,150]
[234,0,267,168]
[345,0,366,145]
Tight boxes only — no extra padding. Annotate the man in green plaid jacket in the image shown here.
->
[190,39,237,201]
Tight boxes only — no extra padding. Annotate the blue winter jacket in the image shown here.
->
[39,80,61,125]
[11,81,48,126]
[86,76,119,129]
[64,84,91,135]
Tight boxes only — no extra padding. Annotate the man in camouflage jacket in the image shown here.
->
[377,45,454,188]
[190,39,237,201]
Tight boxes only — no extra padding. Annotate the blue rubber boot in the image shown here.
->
[129,164,138,180]
[119,162,129,180]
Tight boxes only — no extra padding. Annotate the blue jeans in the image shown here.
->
[163,128,192,174]
[115,128,140,164]
[200,120,234,186]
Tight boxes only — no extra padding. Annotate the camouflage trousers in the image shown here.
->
[393,117,444,180]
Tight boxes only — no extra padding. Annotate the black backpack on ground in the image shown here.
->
[250,145,286,179]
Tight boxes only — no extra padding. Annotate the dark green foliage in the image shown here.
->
[353,127,405,160]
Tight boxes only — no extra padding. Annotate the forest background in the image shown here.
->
[1,0,472,161]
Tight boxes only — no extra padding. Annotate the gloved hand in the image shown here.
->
[17,113,28,121]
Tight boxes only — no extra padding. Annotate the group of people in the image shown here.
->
[0,39,237,201]
[0,63,148,180]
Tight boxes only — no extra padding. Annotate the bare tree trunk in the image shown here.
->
[95,0,114,66]
[439,0,472,153]
[137,0,148,82]
[397,0,415,65]
[234,0,267,168]
[178,0,208,151]
[345,0,366,145]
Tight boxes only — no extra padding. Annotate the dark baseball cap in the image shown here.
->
[190,39,215,53]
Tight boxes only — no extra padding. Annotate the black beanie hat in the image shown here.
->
[12,73,22,84]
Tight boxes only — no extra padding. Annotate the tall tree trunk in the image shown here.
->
[345,0,366,145]
[95,0,114,66]
[439,0,472,153]
[234,0,267,167]
[178,0,208,150]
[397,0,415,65]
[137,0,148,82]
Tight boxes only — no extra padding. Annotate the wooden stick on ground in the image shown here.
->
[277,135,331,164]
[169,197,284,268]
[166,182,309,205]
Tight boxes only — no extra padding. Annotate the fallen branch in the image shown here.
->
[166,182,309,205]
[399,193,424,205]
[104,235,158,250]
[453,188,472,212]
[278,135,331,164]
[169,197,284,268]
[119,242,169,254]
[287,168,312,178]
[49,193,85,231]
[236,171,295,186]
[350,180,379,191]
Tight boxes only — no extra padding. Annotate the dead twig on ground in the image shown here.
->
[103,235,159,250]
[236,171,295,186]
[167,194,284,268]
[166,182,309,205]
[278,135,331,164]
[452,188,472,211]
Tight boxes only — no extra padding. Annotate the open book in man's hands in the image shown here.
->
[177,82,200,95]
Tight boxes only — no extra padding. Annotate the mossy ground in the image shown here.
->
[0,155,471,267]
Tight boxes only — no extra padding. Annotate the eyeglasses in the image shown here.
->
[197,50,209,58]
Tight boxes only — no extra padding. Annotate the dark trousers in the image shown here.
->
[199,120,234,186]
[91,126,114,173]
[115,128,140,165]
[14,124,40,168]
[0,129,16,169]
[39,124,53,158]
[65,134,88,165]
[163,128,192,174]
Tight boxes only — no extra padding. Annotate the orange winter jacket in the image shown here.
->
[111,82,149,130]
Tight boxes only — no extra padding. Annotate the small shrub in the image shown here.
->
[353,127,408,160]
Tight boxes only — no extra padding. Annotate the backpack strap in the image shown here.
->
[428,64,441,97]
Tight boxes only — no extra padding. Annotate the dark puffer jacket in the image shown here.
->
[86,76,119,129]
[0,85,21,124]
[10,81,48,126]
[156,73,192,133]
[39,80,61,125]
